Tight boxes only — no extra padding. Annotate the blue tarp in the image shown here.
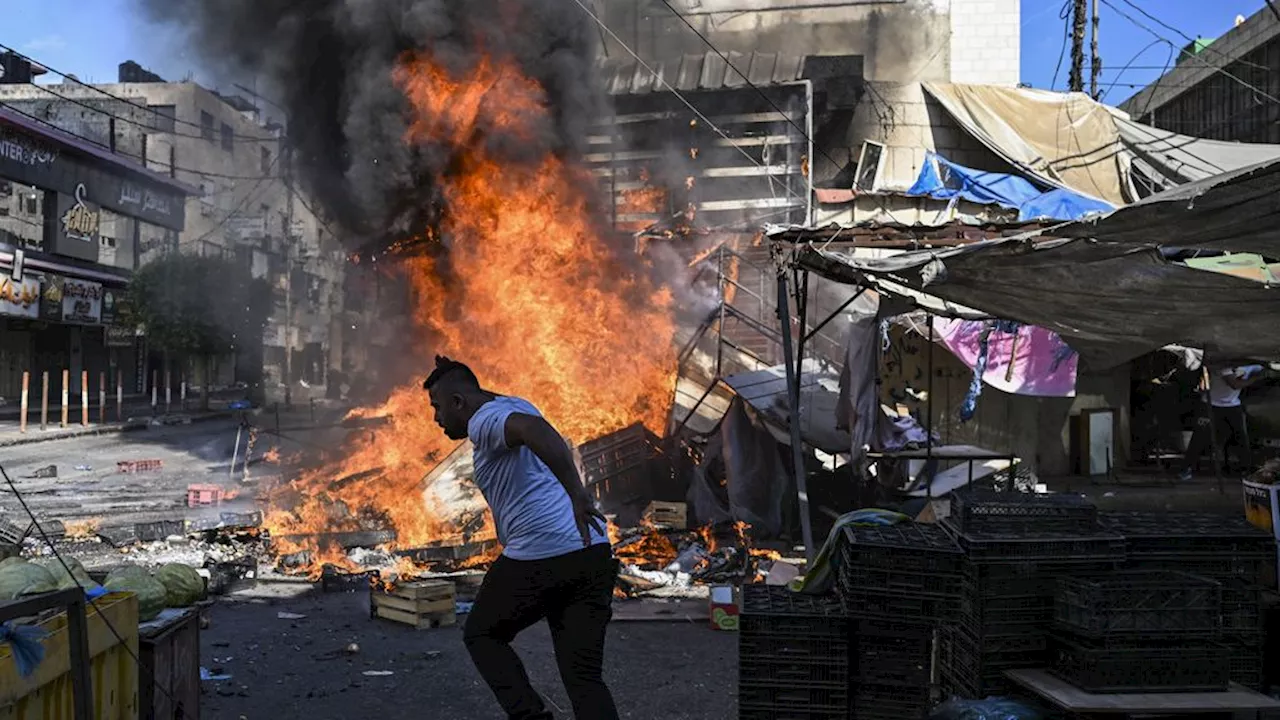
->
[906,152,1113,222]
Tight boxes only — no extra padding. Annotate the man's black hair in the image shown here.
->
[424,355,480,391]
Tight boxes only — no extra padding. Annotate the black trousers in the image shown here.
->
[1183,404,1252,474]
[463,543,619,720]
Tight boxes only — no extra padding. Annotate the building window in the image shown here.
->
[150,105,176,133]
[221,122,234,152]
[261,146,272,175]
[201,111,215,141]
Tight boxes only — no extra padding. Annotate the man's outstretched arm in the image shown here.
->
[504,412,606,545]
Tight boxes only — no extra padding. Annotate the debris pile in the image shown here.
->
[612,521,786,599]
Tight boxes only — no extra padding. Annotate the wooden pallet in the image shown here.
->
[372,579,456,629]
[643,501,687,529]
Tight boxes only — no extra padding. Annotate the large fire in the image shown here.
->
[261,53,677,574]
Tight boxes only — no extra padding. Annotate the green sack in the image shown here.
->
[0,562,58,600]
[104,571,167,621]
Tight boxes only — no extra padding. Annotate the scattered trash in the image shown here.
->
[1103,491,1116,498]
[345,642,360,655]
[228,400,252,410]
[26,465,57,479]
[930,697,1043,720]
[74,465,92,472]
[277,611,307,620]
[200,667,233,682]
[362,670,394,677]
[424,651,442,660]
[764,560,799,586]
[455,601,474,615]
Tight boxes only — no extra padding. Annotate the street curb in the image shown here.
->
[0,411,240,448]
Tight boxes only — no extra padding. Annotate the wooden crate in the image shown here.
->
[644,501,687,529]
[372,579,456,629]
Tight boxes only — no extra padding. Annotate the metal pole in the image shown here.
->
[19,372,28,433]
[80,370,88,427]
[40,371,48,431]
[776,271,815,563]
[116,369,123,421]
[60,369,69,428]
[1201,360,1225,494]
[65,594,94,720]
[229,422,243,482]
[98,371,105,424]
[926,315,935,498]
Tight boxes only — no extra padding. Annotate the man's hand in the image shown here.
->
[572,495,607,547]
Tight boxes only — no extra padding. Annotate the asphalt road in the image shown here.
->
[199,584,737,720]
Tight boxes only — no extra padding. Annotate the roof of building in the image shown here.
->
[599,51,806,95]
[0,105,198,196]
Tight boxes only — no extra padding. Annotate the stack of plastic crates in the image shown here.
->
[1099,512,1275,690]
[939,490,1124,698]
[739,585,849,720]
[838,523,961,720]
[1049,571,1229,693]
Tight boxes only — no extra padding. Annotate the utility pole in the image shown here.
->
[282,140,295,410]
[1090,0,1102,99]
[1070,0,1088,92]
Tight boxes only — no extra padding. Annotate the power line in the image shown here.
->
[0,464,184,709]
[1099,0,1280,104]
[1111,0,1270,73]
[188,149,283,246]
[652,0,843,170]
[0,42,280,143]
[0,100,284,181]
[1095,38,1166,101]
[566,0,809,208]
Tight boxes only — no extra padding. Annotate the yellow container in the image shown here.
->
[0,592,139,720]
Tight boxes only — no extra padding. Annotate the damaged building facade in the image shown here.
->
[0,63,347,404]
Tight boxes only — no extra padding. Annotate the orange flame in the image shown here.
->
[261,53,676,576]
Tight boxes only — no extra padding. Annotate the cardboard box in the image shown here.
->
[709,584,739,631]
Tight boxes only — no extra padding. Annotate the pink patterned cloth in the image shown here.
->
[933,318,1078,397]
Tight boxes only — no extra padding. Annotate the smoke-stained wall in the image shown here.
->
[600,0,953,83]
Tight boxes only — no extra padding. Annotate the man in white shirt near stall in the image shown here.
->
[1179,364,1265,481]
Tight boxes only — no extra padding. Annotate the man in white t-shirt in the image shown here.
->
[1180,364,1264,480]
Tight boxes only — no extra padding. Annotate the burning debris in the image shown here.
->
[610,521,788,600]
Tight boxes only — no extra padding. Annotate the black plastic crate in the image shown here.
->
[1100,512,1275,558]
[739,707,845,720]
[941,519,1126,564]
[738,681,848,713]
[740,657,848,687]
[1048,635,1230,693]
[742,584,845,617]
[1054,571,1222,639]
[838,585,957,622]
[852,620,933,686]
[739,629,850,664]
[1222,580,1263,638]
[841,524,962,570]
[1226,641,1264,690]
[840,565,961,599]
[951,489,1098,535]
[938,627,1035,699]
[849,683,931,720]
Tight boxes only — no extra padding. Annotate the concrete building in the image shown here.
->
[0,103,192,405]
[0,62,348,403]
[1120,8,1280,142]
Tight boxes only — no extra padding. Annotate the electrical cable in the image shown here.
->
[0,42,280,143]
[187,149,283,247]
[1100,0,1280,104]
[0,100,285,182]
[653,0,844,170]
[566,0,809,207]
[1095,38,1166,101]
[1051,0,1073,90]
[0,464,183,707]
[1112,0,1270,73]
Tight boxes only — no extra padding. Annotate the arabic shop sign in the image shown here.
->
[0,127,58,168]
[0,123,186,231]
[62,184,100,242]
[39,274,104,325]
[52,185,101,262]
[118,181,175,219]
[0,276,41,319]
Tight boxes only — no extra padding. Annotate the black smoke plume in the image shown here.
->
[136,0,605,247]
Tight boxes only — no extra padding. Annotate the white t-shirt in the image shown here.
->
[1209,366,1264,408]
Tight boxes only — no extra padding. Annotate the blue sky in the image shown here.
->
[3,0,1274,105]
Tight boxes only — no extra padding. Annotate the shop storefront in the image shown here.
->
[0,107,192,399]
